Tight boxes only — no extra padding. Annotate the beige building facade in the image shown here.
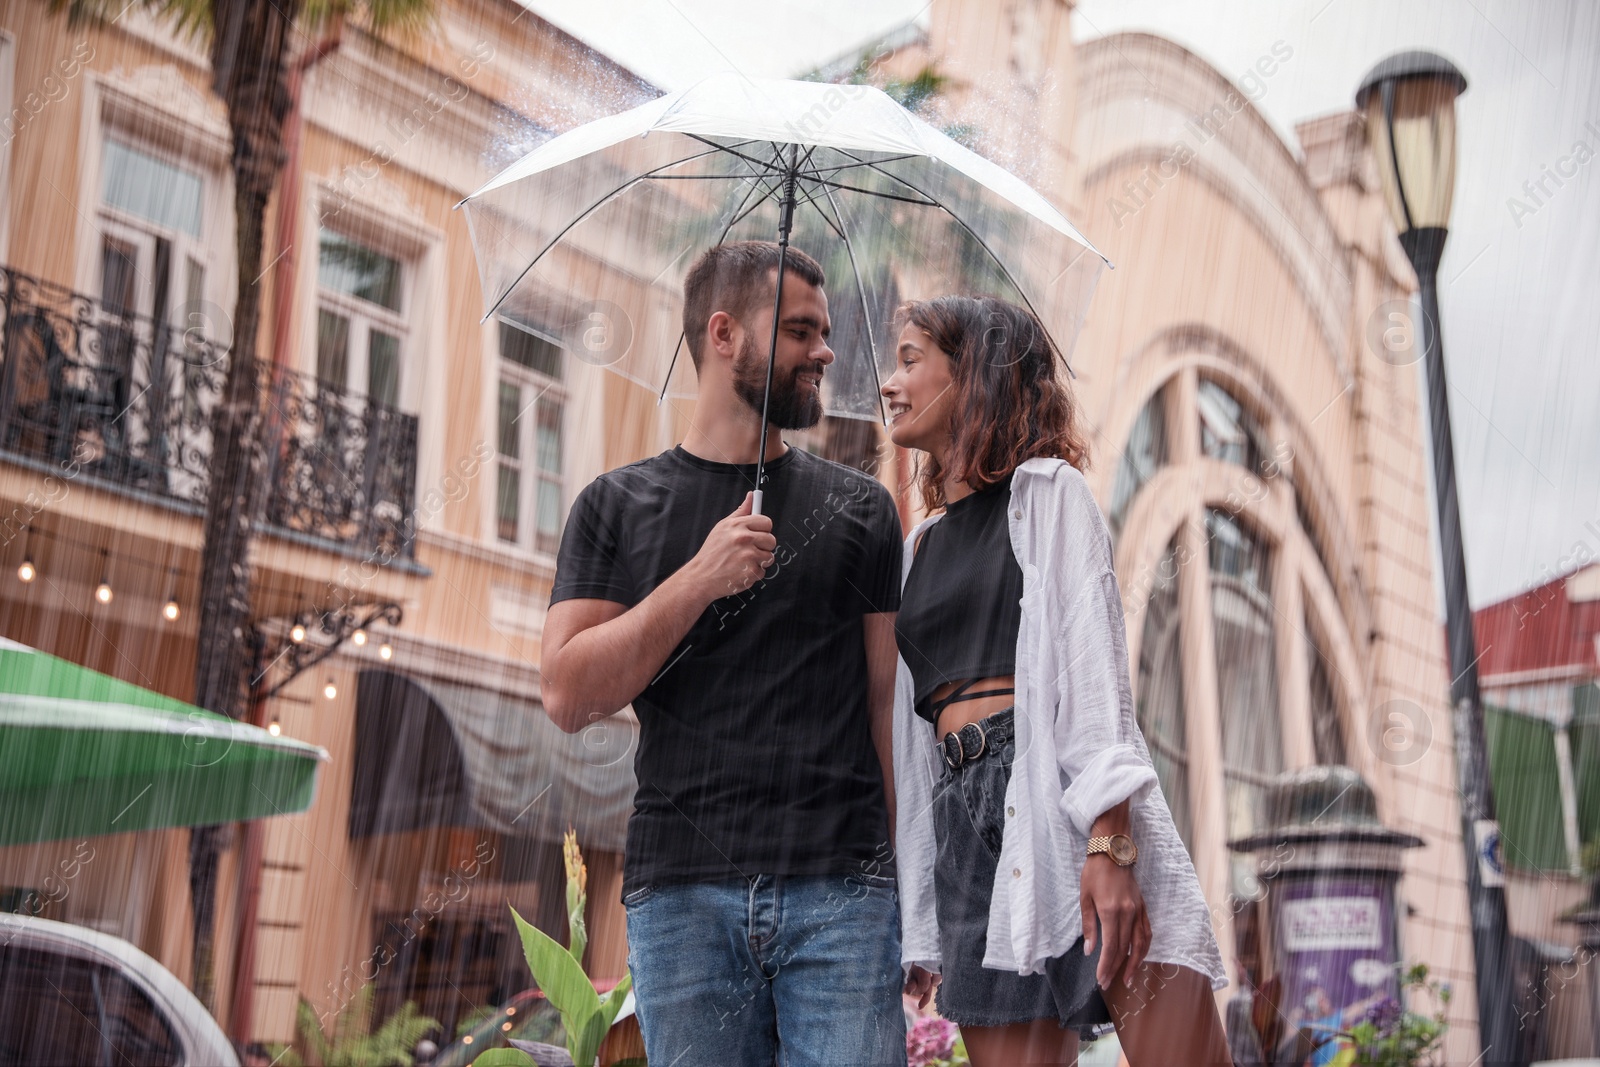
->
[0,0,1490,1059]
[0,0,672,1046]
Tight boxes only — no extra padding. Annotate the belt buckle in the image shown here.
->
[940,732,962,770]
[940,721,988,770]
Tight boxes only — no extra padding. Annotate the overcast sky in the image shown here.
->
[524,0,1600,607]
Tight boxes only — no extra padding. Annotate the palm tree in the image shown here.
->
[49,0,433,1011]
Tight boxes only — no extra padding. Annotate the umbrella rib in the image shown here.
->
[720,174,788,235]
[642,173,779,181]
[805,176,939,206]
[718,172,781,237]
[794,142,822,177]
[792,180,848,243]
[802,153,923,177]
[682,134,788,177]
[480,144,735,323]
[811,180,891,426]
[657,333,688,407]
[832,151,1073,373]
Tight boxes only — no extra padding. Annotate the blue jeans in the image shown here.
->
[624,872,907,1066]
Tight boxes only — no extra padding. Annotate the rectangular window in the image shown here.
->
[534,397,563,555]
[317,309,351,389]
[101,138,203,238]
[497,381,522,543]
[496,319,565,553]
[100,235,139,315]
[318,230,402,312]
[368,330,400,409]
[93,127,217,506]
[500,320,562,379]
[316,227,408,412]
[97,133,213,338]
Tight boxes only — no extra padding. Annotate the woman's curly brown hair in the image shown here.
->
[898,295,1090,512]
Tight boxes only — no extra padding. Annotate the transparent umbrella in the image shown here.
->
[457,72,1109,508]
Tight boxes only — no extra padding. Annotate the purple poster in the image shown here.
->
[1274,878,1400,1067]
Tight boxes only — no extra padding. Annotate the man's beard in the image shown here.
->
[732,333,824,430]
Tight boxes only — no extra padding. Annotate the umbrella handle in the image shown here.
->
[751,489,764,517]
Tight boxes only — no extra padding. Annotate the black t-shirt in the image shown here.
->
[895,474,1025,723]
[550,444,904,896]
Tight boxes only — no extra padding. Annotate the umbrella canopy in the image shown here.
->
[458,73,1108,429]
[0,638,326,846]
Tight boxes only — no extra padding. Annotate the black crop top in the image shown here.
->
[894,474,1026,724]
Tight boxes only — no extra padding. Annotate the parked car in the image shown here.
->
[0,913,239,1066]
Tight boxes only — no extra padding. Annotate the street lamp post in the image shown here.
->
[1357,52,1525,1067]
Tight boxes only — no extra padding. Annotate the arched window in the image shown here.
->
[1110,386,1167,538]
[1136,542,1192,850]
[1207,508,1284,896]
[1307,626,1348,766]
[1198,378,1266,474]
[1115,367,1361,903]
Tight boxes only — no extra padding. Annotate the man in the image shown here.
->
[541,241,907,1066]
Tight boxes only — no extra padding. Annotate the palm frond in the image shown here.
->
[47,0,211,41]
[361,0,437,38]
[300,0,437,44]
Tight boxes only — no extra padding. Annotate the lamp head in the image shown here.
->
[1356,51,1468,237]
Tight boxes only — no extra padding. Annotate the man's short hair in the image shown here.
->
[682,241,826,368]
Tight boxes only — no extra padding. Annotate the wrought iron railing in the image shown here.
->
[0,265,418,558]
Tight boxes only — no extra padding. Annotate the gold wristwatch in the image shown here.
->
[1086,833,1138,866]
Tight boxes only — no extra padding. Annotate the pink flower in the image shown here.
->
[906,1016,957,1066]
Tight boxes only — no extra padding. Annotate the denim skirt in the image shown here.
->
[931,708,1112,1031]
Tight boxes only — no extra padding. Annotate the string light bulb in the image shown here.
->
[323,678,338,701]
[94,551,113,604]
[161,567,180,621]
[351,628,368,646]
[267,717,282,737]
[16,526,35,583]
[378,642,393,661]
[290,622,307,643]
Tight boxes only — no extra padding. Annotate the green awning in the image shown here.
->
[0,638,326,846]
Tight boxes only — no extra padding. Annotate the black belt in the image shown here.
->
[939,708,1015,770]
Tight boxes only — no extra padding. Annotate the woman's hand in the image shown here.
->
[1081,800,1151,990]
[1081,855,1152,989]
[904,965,940,1010]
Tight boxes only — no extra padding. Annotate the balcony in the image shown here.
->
[0,266,418,559]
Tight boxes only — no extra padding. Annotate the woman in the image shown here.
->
[884,295,1232,1066]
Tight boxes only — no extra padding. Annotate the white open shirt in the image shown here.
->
[892,458,1227,988]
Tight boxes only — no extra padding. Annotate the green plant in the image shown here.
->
[927,1032,970,1067]
[268,987,439,1067]
[472,831,633,1067]
[1332,963,1451,1067]
[454,1006,496,1039]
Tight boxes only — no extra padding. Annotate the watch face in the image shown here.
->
[1109,835,1137,865]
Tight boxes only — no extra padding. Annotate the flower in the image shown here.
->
[906,1016,957,1066]
[562,828,587,896]
[1362,996,1404,1034]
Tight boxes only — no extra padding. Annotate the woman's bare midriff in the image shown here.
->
[932,675,1017,738]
